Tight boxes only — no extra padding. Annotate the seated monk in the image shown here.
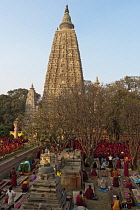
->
[84,185,94,199]
[76,191,87,207]
[126,193,135,208]
[125,179,133,190]
[91,169,97,177]
[31,172,36,182]
[21,181,29,193]
[100,178,107,189]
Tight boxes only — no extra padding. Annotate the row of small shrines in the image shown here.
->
[0,149,83,210]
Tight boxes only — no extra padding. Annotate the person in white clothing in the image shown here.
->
[6,186,16,209]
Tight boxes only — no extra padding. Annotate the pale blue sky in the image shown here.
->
[0,0,140,95]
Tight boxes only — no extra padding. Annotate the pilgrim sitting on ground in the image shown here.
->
[84,185,99,200]
[21,181,29,193]
[76,191,87,207]
[99,178,108,189]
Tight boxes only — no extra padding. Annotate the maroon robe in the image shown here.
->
[76,194,87,207]
[116,159,121,169]
[113,177,119,187]
[91,170,97,177]
[125,181,133,190]
[84,188,94,199]
[22,184,29,192]
[124,161,129,177]
[11,175,17,187]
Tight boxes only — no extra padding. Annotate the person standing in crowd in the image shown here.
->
[124,158,129,177]
[116,157,121,169]
[10,167,17,187]
[6,186,16,209]
[36,148,41,159]
[108,155,113,168]
[112,168,119,187]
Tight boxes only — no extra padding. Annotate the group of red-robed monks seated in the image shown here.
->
[94,140,130,160]
[76,185,95,207]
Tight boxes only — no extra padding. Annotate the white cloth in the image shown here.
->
[101,162,106,169]
[6,190,16,205]
[108,156,112,160]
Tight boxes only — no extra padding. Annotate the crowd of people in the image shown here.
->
[0,137,28,158]
[94,140,130,159]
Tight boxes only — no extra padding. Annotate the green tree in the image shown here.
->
[0,88,40,131]
[0,125,10,138]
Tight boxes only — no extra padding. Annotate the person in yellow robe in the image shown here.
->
[112,196,120,210]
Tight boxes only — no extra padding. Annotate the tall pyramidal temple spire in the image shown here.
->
[43,5,84,103]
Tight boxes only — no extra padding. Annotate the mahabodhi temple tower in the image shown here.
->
[43,5,84,102]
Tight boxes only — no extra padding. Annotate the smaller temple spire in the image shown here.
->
[94,76,100,87]
[30,83,34,89]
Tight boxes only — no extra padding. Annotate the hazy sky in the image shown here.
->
[0,0,140,96]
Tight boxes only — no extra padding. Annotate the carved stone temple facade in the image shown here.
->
[25,5,84,118]
[43,5,84,102]
[24,84,38,124]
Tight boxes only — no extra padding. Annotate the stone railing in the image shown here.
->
[0,146,38,180]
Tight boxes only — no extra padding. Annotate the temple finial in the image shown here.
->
[65,5,69,13]
[59,5,74,30]
[30,84,34,89]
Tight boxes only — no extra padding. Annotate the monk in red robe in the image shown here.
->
[76,191,87,207]
[21,181,29,193]
[116,159,121,169]
[91,169,97,177]
[10,167,17,187]
[125,179,133,190]
[84,185,94,199]
[124,160,129,177]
